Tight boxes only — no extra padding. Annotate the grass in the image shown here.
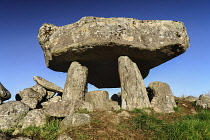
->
[22,117,61,140]
[129,107,210,140]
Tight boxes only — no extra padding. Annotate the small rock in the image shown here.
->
[56,134,73,140]
[11,137,32,140]
[46,90,56,99]
[117,111,131,119]
[33,76,63,93]
[0,101,29,130]
[41,96,62,108]
[85,90,120,111]
[18,109,47,129]
[147,81,177,113]
[78,101,94,112]
[30,84,47,97]
[196,95,210,109]
[0,82,11,104]
[44,100,81,117]
[60,113,91,129]
[184,96,198,102]
[16,88,43,109]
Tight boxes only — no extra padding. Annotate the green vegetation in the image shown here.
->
[22,117,61,140]
[130,108,210,140]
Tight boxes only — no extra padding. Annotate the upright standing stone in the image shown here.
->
[147,81,177,113]
[63,61,88,101]
[118,56,151,110]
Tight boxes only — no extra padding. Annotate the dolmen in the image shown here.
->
[38,16,189,111]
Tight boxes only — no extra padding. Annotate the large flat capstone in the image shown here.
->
[38,17,189,88]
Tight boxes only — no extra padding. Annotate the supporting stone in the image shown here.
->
[118,56,151,110]
[62,61,88,101]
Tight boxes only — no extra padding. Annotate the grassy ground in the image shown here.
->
[2,97,210,140]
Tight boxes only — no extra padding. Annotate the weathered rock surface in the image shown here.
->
[33,76,63,93]
[0,82,11,103]
[30,84,47,97]
[147,81,177,113]
[11,137,32,140]
[60,113,91,129]
[118,56,151,110]
[78,101,94,112]
[85,90,120,110]
[196,95,210,109]
[46,90,56,99]
[57,134,72,140]
[16,88,43,109]
[44,100,81,117]
[41,96,62,108]
[184,96,198,102]
[62,61,88,101]
[0,101,29,130]
[38,17,189,88]
[117,111,131,119]
[18,109,47,129]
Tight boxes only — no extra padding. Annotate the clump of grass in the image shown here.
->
[173,104,183,112]
[22,117,62,140]
[0,128,15,137]
[76,108,89,114]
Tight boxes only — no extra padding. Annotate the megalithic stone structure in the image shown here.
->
[62,61,88,101]
[38,17,189,88]
[118,56,151,110]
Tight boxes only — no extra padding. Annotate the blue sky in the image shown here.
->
[0,0,210,101]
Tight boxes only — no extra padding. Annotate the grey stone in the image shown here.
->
[78,101,94,112]
[196,95,210,109]
[117,111,131,119]
[0,101,29,130]
[184,96,198,102]
[18,109,47,129]
[30,84,47,97]
[33,76,63,93]
[0,82,11,104]
[41,96,62,108]
[46,90,56,99]
[16,88,43,109]
[44,100,81,117]
[118,56,151,110]
[85,90,120,111]
[147,81,177,113]
[57,134,72,140]
[62,61,88,101]
[38,17,189,88]
[11,137,32,140]
[60,113,91,129]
